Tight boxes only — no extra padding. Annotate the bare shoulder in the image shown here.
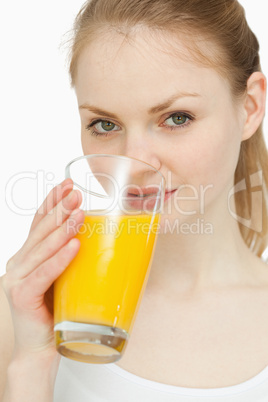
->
[0,275,14,399]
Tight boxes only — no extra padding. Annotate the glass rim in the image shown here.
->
[65,154,166,197]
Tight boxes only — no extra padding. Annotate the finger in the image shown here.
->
[29,178,74,233]
[18,209,85,278]
[27,189,82,247]
[12,189,83,267]
[4,238,81,315]
[6,188,82,272]
[31,237,81,299]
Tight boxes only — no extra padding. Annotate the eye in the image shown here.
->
[163,112,193,130]
[86,119,120,136]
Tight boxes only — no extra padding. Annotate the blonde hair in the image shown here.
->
[68,0,268,258]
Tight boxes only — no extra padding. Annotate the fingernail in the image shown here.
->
[61,178,73,187]
[66,190,76,202]
[67,238,79,250]
[61,179,73,196]
[70,208,83,220]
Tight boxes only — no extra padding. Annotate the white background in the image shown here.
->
[0,0,267,276]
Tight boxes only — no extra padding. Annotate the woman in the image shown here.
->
[1,0,268,400]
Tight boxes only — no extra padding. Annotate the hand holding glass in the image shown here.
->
[54,154,165,363]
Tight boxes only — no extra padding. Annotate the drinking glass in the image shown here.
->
[54,154,165,363]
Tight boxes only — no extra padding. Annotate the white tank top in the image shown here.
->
[54,357,268,401]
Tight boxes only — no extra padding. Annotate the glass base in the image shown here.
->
[54,321,129,363]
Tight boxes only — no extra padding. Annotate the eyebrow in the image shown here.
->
[79,91,201,118]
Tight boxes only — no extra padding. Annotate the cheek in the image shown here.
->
[169,124,242,196]
[81,130,124,156]
[196,136,239,186]
[162,128,241,223]
[190,105,244,191]
[81,132,107,155]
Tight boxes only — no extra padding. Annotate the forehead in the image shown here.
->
[75,30,231,107]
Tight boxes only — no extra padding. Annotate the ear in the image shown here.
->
[242,72,266,141]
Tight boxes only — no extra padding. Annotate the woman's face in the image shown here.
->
[75,31,246,228]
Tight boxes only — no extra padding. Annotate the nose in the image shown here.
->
[120,132,161,172]
[117,135,165,211]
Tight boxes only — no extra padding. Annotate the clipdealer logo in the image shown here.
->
[228,171,263,232]
[5,169,264,235]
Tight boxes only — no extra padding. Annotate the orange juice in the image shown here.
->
[54,213,160,335]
